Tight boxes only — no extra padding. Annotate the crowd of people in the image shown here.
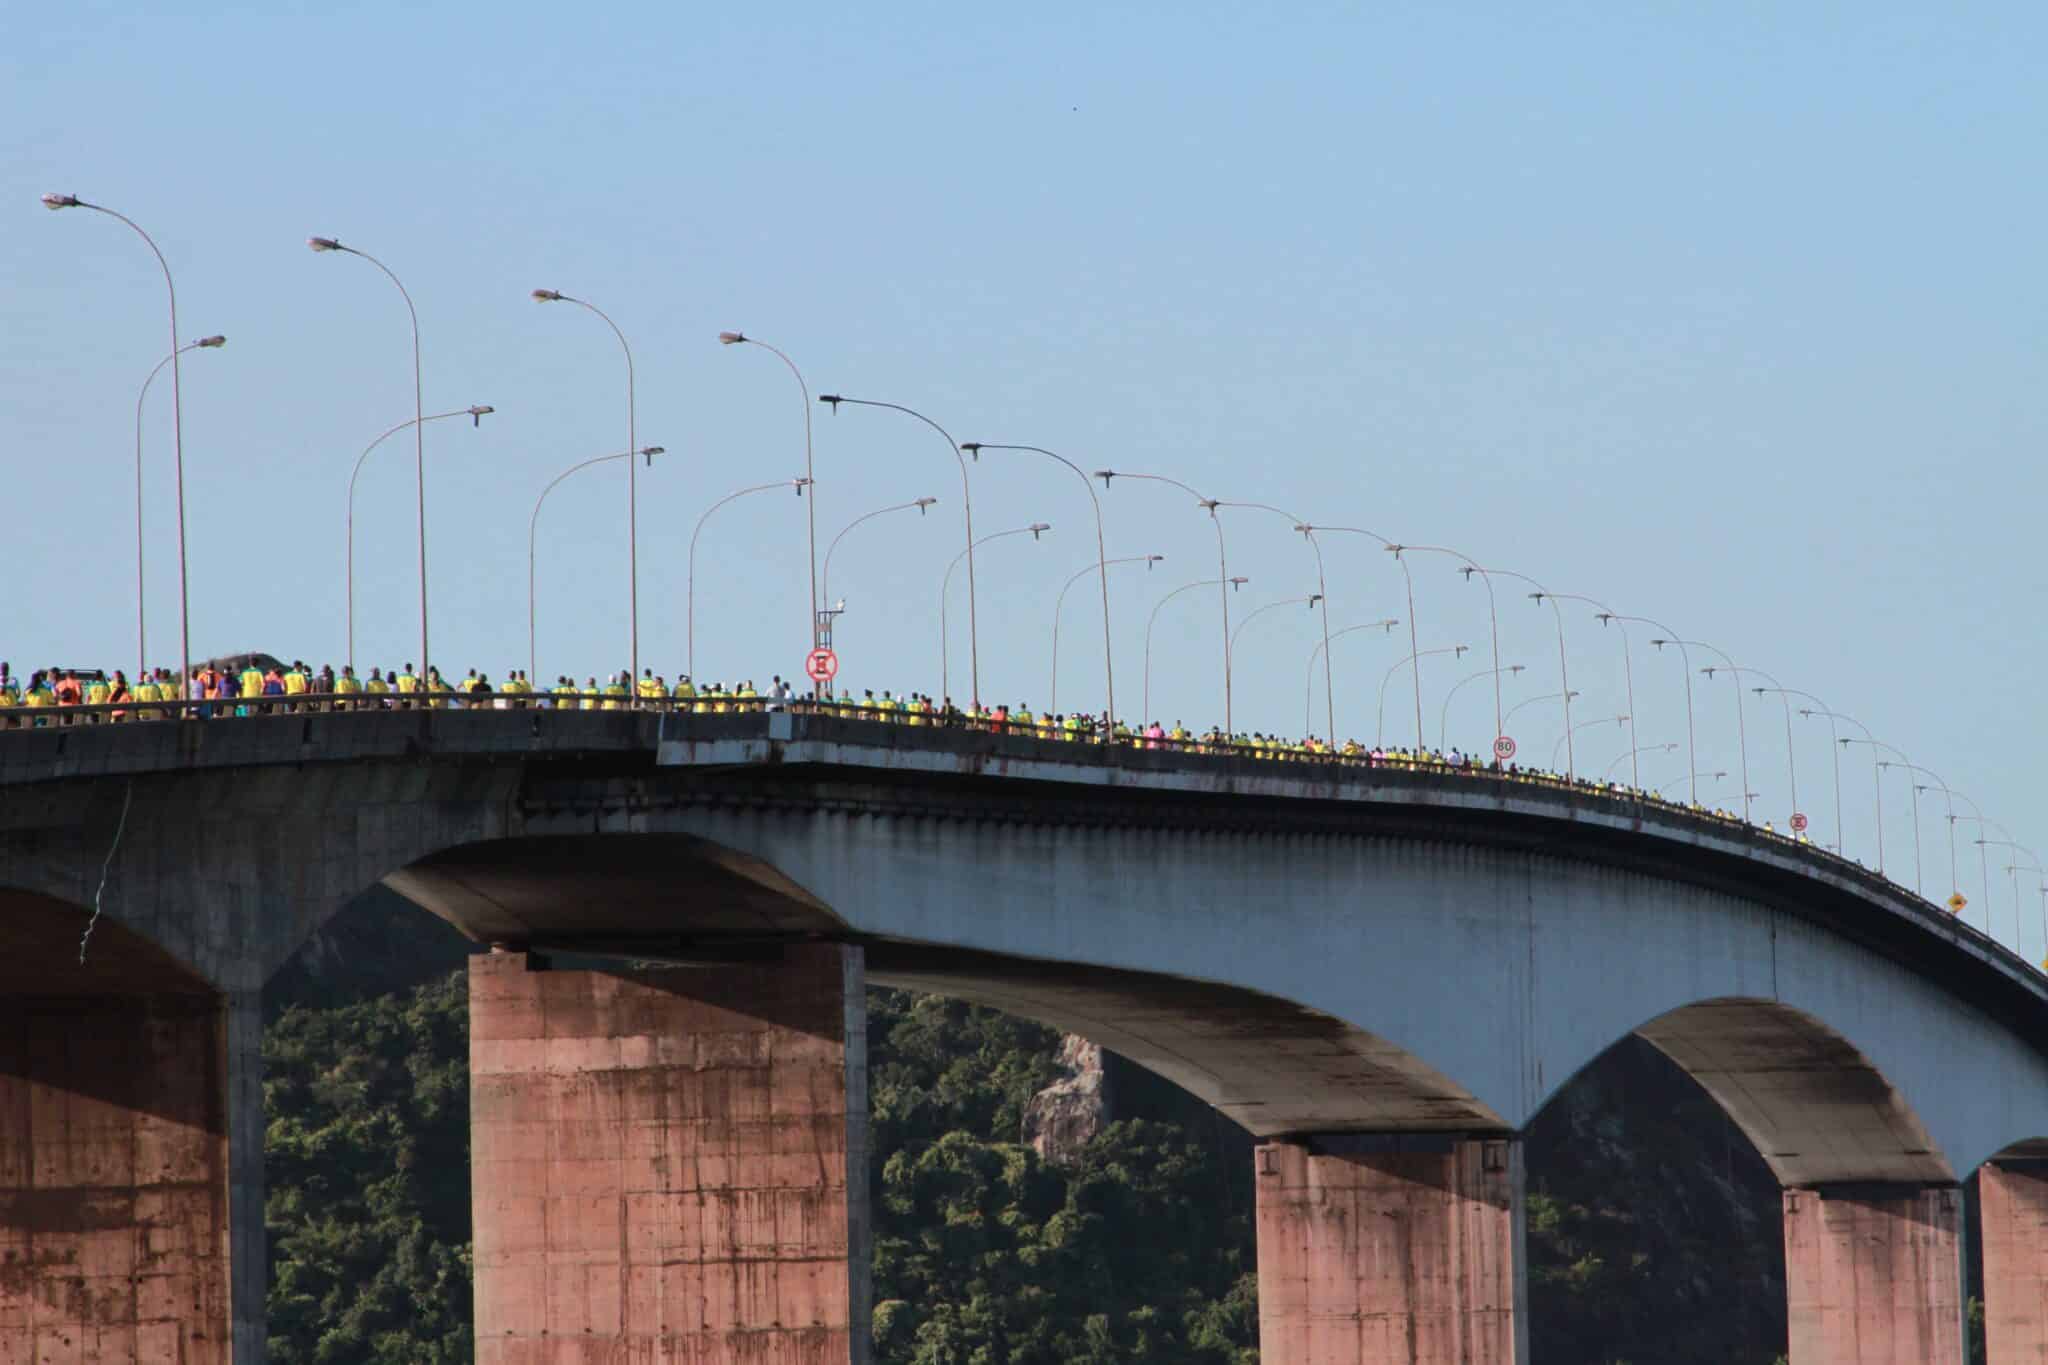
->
[0,654,1800,831]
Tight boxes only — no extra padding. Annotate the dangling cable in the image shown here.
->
[80,779,135,965]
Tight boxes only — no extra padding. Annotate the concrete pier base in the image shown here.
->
[469,945,870,1365]
[1254,1135,1527,1364]
[0,988,260,1364]
[1979,1161,2048,1362]
[1782,1184,1963,1365]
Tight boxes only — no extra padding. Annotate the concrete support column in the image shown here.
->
[1980,1161,2048,1361]
[1782,1184,1964,1365]
[0,987,261,1364]
[469,944,870,1365]
[1255,1134,1527,1364]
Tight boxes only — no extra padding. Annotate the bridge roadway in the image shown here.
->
[3,705,2047,1363]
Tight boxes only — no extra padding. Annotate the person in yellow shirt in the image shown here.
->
[365,669,391,708]
[335,666,363,710]
[602,674,627,710]
[394,664,420,710]
[239,660,266,718]
[672,675,698,710]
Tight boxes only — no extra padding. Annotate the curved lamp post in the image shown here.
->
[1228,595,1323,662]
[1504,690,1580,731]
[1440,665,1526,752]
[1537,594,1639,791]
[1950,793,1995,920]
[1052,555,1161,714]
[1467,566,1576,778]
[1658,769,1729,799]
[1801,705,1880,869]
[347,405,494,672]
[47,194,195,693]
[1379,645,1469,748]
[966,443,1118,726]
[133,334,224,677]
[720,333,818,654]
[1605,742,1678,783]
[1979,840,2045,965]
[1302,526,1423,747]
[310,235,430,683]
[1146,576,1247,725]
[1845,737,1919,893]
[534,289,641,680]
[691,478,813,677]
[1096,471,1234,731]
[1387,545,1501,742]
[1606,614,1695,805]
[1554,714,1628,773]
[822,498,939,606]
[1891,763,1961,911]
[1648,635,1744,816]
[821,396,980,702]
[529,447,665,684]
[1666,642,1752,822]
[1306,619,1399,738]
[1754,688,1840,852]
[1213,503,1334,746]
[941,524,1051,704]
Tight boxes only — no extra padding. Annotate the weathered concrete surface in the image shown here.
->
[0,993,252,1363]
[1979,1160,2048,1361]
[1782,1185,1963,1365]
[1255,1136,1526,1364]
[469,945,870,1365]
[0,895,263,1363]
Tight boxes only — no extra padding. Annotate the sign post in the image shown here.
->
[1492,735,1516,765]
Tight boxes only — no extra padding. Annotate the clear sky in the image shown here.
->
[5,4,2043,947]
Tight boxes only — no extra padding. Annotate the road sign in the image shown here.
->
[805,648,839,684]
[1492,735,1516,761]
[1790,813,1809,833]
[1948,892,1968,914]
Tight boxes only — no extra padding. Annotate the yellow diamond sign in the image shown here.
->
[1947,892,1968,914]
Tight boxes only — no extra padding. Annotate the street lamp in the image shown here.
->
[1300,526,1421,745]
[1464,566,1576,778]
[1605,743,1678,784]
[1228,595,1324,663]
[1799,704,1880,869]
[1846,738,1919,893]
[1554,715,1628,774]
[1387,545,1502,743]
[1537,594,1640,791]
[690,478,813,678]
[1978,840,2045,965]
[310,235,431,683]
[965,444,1119,726]
[943,524,1051,705]
[1095,472,1234,731]
[1212,503,1335,747]
[1052,555,1161,714]
[821,396,981,702]
[1503,690,1580,729]
[47,194,196,694]
[133,334,224,678]
[1440,665,1526,752]
[1145,577,1247,726]
[1379,645,1469,749]
[821,497,940,626]
[529,447,665,685]
[1306,619,1399,739]
[721,333,819,656]
[1665,642,1752,822]
[347,406,494,672]
[534,288,642,681]
[1658,769,1729,799]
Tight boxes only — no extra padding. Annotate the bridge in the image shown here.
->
[4,703,2048,1364]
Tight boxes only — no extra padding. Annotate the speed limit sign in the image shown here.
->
[1493,735,1516,761]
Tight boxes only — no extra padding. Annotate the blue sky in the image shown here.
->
[5,4,2044,946]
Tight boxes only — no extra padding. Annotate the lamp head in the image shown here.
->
[195,335,227,348]
[1454,644,1470,657]
[1384,543,1404,553]
[819,394,843,410]
[1093,469,1116,485]
[793,477,813,495]
[467,405,494,426]
[1458,566,1476,579]
[41,193,81,211]
[1699,666,1717,677]
[914,496,938,512]
[718,331,746,345]
[1508,664,1526,673]
[1293,523,1312,535]
[1529,591,1547,601]
[1145,553,1164,563]
[1650,638,1669,648]
[531,288,564,302]
[959,442,982,458]
[1228,576,1248,589]
[1596,612,1615,624]
[642,445,664,464]
[1027,522,1050,537]
[1306,594,1323,608]
[307,236,343,252]
[1197,498,1220,512]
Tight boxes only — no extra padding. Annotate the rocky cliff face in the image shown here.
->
[1022,1034,1113,1164]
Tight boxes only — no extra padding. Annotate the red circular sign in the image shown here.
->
[805,648,839,683]
[1493,735,1516,760]
[1790,813,1809,833]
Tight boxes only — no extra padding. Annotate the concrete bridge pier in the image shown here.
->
[1782,1184,1965,1365]
[1978,1160,2048,1361]
[1253,1134,1528,1364]
[467,944,871,1365]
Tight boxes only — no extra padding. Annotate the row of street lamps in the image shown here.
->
[41,195,2047,961]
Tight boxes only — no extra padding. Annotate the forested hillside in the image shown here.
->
[259,901,1830,1364]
